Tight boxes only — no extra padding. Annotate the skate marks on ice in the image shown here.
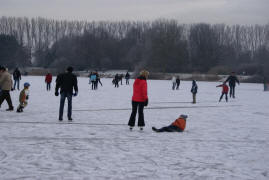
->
[0,120,126,126]
[73,105,242,112]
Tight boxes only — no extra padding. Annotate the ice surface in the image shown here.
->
[0,76,269,180]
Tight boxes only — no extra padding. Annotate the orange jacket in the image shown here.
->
[172,118,186,131]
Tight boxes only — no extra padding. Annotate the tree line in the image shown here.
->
[0,16,268,77]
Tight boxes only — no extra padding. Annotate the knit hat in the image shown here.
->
[180,114,188,120]
[0,66,5,71]
[24,82,30,87]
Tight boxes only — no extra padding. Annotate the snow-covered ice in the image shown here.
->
[0,76,269,180]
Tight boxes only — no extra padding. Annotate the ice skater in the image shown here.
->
[13,67,21,90]
[152,114,187,132]
[176,76,180,90]
[125,71,130,85]
[55,66,78,121]
[225,72,240,98]
[216,82,229,102]
[17,82,30,112]
[191,80,198,104]
[128,70,149,130]
[172,76,176,90]
[0,66,14,111]
[45,72,52,91]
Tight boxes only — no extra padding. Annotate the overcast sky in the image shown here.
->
[0,0,268,24]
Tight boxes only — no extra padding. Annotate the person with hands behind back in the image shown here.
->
[55,66,78,121]
[128,70,149,131]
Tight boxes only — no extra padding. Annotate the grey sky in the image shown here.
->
[0,0,268,24]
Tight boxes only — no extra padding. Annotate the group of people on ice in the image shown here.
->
[112,72,130,87]
[0,66,30,113]
[89,71,102,90]
[1,64,241,133]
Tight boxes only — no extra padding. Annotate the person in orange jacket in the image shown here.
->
[152,114,187,132]
[216,82,229,102]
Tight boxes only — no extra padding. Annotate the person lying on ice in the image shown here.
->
[152,114,187,132]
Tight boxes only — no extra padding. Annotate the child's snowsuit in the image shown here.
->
[17,88,29,112]
[152,115,187,132]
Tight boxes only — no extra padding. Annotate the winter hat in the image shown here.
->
[0,66,5,71]
[24,82,30,87]
[67,66,73,72]
[179,114,188,121]
[139,70,149,78]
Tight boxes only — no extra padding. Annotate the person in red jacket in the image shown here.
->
[216,82,229,102]
[152,114,187,132]
[45,73,53,91]
[128,70,149,130]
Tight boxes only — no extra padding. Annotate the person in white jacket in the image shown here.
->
[172,76,176,90]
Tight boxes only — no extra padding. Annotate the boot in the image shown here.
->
[6,106,14,111]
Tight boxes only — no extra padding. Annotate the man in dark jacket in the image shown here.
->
[225,72,240,98]
[55,66,78,121]
[13,68,21,90]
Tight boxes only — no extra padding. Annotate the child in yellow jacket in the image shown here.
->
[17,82,30,113]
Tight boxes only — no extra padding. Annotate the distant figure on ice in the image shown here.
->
[125,71,130,85]
[114,74,120,88]
[128,70,149,130]
[96,72,102,89]
[172,76,176,90]
[176,76,180,90]
[191,80,198,104]
[45,72,52,91]
[119,74,124,85]
[17,82,30,113]
[225,72,240,98]
[152,114,187,132]
[216,82,229,102]
[55,66,78,121]
[0,66,14,111]
[13,67,21,90]
[90,72,97,90]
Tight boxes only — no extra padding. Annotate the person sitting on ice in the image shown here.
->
[216,82,229,102]
[152,114,187,132]
[17,82,30,113]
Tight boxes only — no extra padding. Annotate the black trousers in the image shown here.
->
[229,85,235,98]
[154,125,182,132]
[128,101,145,127]
[0,90,13,108]
[219,93,228,102]
[46,83,51,91]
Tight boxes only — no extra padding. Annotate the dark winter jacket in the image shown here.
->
[55,72,78,94]
[225,75,239,86]
[13,69,21,80]
[132,76,148,102]
[176,78,180,84]
[191,81,198,94]
[125,72,130,79]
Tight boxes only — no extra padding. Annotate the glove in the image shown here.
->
[55,91,59,96]
[26,95,29,100]
[73,91,78,96]
[144,99,148,106]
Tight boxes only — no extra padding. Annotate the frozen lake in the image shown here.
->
[0,76,269,180]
